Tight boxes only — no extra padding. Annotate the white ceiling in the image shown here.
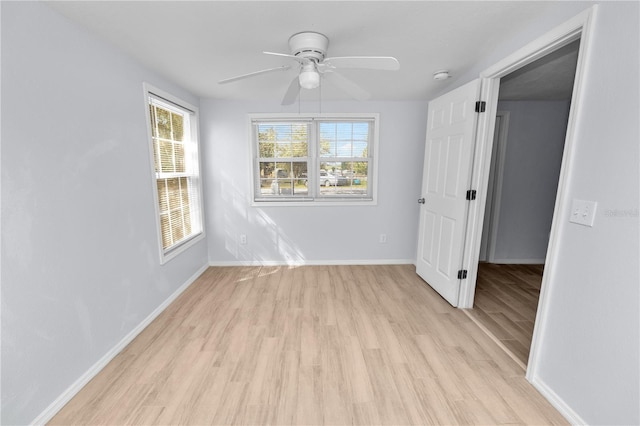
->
[48,1,581,103]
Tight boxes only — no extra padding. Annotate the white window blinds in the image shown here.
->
[147,92,203,258]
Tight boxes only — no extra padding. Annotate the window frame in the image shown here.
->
[249,113,379,206]
[143,83,205,264]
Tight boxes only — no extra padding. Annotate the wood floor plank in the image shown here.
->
[388,362,435,425]
[362,348,409,424]
[467,263,543,366]
[295,365,323,425]
[49,264,565,425]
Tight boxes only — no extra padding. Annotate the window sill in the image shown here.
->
[160,231,205,264]
[251,199,376,207]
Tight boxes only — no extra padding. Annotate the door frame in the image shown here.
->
[456,4,597,391]
[478,111,509,263]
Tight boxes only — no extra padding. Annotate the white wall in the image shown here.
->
[531,4,639,424]
[489,100,570,263]
[1,3,208,424]
[201,99,428,264]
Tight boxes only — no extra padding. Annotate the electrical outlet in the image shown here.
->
[240,234,247,245]
[379,234,387,243]
[569,199,597,227]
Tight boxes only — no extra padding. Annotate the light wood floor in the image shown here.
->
[466,263,543,366]
[50,265,565,425]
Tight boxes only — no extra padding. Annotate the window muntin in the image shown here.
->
[146,89,203,260]
[252,115,376,203]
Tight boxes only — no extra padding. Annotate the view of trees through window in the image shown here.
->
[148,95,202,252]
[258,123,309,196]
[254,117,375,201]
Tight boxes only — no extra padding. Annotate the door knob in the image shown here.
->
[418,198,425,204]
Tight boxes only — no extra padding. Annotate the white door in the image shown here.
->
[416,79,481,307]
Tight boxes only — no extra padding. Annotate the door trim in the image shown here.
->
[479,111,510,263]
[456,6,597,423]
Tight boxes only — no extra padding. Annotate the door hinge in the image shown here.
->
[466,189,477,200]
[475,101,486,113]
[458,270,468,280]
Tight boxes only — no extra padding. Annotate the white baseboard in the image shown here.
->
[30,263,209,425]
[486,258,546,265]
[208,258,415,267]
[530,375,586,425]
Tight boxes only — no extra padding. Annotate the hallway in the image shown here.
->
[466,263,543,366]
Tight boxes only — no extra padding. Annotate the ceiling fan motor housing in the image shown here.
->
[288,32,329,62]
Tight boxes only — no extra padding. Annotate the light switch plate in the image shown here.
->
[569,199,597,227]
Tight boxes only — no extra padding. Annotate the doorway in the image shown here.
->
[467,40,580,367]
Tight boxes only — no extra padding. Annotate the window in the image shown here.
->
[251,114,378,204]
[144,84,203,262]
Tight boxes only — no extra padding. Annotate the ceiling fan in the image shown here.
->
[218,31,400,105]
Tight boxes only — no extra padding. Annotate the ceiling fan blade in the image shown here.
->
[263,51,305,64]
[218,65,290,84]
[321,56,400,71]
[281,77,300,105]
[324,71,371,102]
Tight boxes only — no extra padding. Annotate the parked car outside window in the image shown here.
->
[319,169,348,186]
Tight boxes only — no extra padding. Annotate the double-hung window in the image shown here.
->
[251,114,378,204]
[144,84,203,262]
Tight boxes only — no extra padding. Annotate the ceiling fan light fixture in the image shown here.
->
[218,31,400,103]
[299,67,320,89]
